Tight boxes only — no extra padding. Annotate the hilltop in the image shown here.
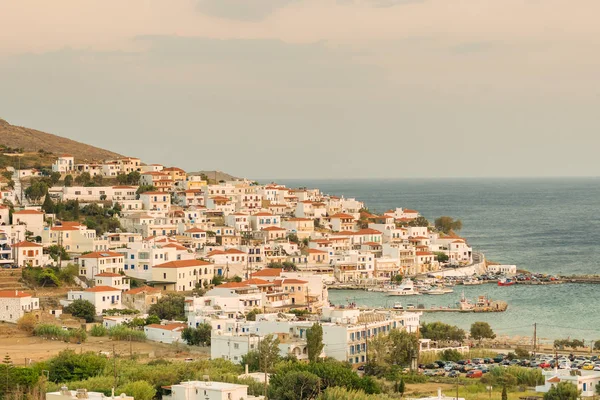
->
[0,118,122,166]
[188,170,244,182]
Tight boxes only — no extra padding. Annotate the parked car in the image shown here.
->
[466,370,483,378]
[447,370,459,378]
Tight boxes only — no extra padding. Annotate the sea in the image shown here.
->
[278,178,600,342]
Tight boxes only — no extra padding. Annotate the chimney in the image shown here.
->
[245,364,249,375]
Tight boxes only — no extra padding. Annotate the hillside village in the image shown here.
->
[0,153,475,367]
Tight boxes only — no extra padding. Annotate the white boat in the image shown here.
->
[386,279,419,296]
[392,302,404,310]
[441,287,454,294]
[425,287,446,295]
[463,279,482,286]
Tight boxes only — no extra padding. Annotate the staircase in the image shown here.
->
[0,269,27,291]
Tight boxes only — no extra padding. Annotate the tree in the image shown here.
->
[64,299,96,322]
[440,349,462,362]
[47,350,107,383]
[42,194,55,214]
[145,315,160,325]
[50,171,62,185]
[181,323,211,346]
[241,351,261,372]
[396,378,405,396]
[64,174,73,187]
[306,323,324,363]
[46,245,70,262]
[136,185,156,198]
[148,293,185,320]
[434,216,463,234]
[389,329,419,367]
[434,252,449,263]
[470,321,496,343]
[407,216,429,227]
[24,180,49,202]
[502,385,508,400]
[420,322,466,343]
[118,381,156,400]
[74,172,91,186]
[514,347,530,359]
[258,334,281,374]
[544,382,579,400]
[246,308,261,321]
[268,370,321,400]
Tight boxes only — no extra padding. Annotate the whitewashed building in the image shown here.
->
[0,290,39,323]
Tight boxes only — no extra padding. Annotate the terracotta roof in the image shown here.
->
[307,249,327,254]
[146,323,187,331]
[94,273,121,277]
[112,185,136,189]
[242,278,271,285]
[416,251,433,256]
[253,212,274,216]
[161,243,188,251]
[51,226,81,231]
[0,290,32,298]
[154,259,212,268]
[363,242,381,246]
[274,278,308,285]
[261,226,286,231]
[79,251,124,259]
[12,241,43,248]
[285,218,312,222]
[217,282,250,289]
[329,213,354,219]
[13,210,43,215]
[354,228,383,235]
[403,209,419,214]
[252,268,283,277]
[207,250,225,257]
[224,249,245,254]
[124,286,161,295]
[140,191,169,195]
[547,376,560,383]
[84,286,120,292]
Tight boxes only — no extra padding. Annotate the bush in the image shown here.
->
[64,299,96,323]
[440,349,463,362]
[117,380,156,400]
[17,313,37,333]
[33,324,87,343]
[108,325,146,341]
[90,324,108,337]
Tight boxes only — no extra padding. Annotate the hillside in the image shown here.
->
[188,170,244,182]
[0,118,122,164]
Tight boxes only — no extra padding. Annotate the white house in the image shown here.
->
[163,380,260,400]
[144,322,187,344]
[52,155,75,173]
[47,387,134,400]
[93,272,130,291]
[78,251,125,280]
[151,259,214,292]
[536,369,600,398]
[487,265,517,275]
[63,286,122,315]
[12,209,45,237]
[12,241,45,267]
[0,290,39,323]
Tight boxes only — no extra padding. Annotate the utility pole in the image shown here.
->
[533,322,537,356]
[364,323,368,366]
[113,343,117,391]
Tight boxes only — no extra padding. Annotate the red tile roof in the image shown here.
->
[154,259,212,268]
[251,268,283,277]
[146,323,187,331]
[242,278,272,285]
[13,210,43,215]
[217,282,250,289]
[95,273,121,277]
[79,251,124,259]
[124,286,161,295]
[85,286,120,292]
[0,290,32,298]
[12,241,43,248]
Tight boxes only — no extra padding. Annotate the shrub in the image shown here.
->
[16,313,38,333]
[108,325,146,341]
[90,324,108,337]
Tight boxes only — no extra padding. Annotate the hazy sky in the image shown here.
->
[1,1,600,179]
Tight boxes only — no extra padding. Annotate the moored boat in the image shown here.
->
[498,278,515,286]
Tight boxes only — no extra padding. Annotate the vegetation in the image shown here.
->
[107,325,147,341]
[148,293,186,321]
[434,251,449,263]
[16,313,38,333]
[267,261,298,271]
[33,324,88,343]
[554,338,585,350]
[90,324,108,337]
[365,330,420,377]
[136,185,156,198]
[470,321,496,343]
[306,323,324,363]
[543,382,579,400]
[22,264,78,287]
[245,308,261,321]
[116,171,141,185]
[64,299,96,322]
[420,322,466,343]
[434,216,463,234]
[181,323,212,346]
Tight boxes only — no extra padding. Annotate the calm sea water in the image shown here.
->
[279,178,600,340]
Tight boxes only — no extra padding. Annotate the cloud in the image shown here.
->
[195,0,298,21]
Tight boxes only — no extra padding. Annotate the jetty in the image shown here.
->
[414,300,508,313]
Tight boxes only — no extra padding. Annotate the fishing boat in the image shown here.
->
[386,279,419,296]
[498,277,515,287]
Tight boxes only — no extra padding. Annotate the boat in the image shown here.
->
[386,279,419,296]
[463,278,482,286]
[498,278,515,287]
[406,303,416,310]
[392,302,404,310]
[425,287,446,295]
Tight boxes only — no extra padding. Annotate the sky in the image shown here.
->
[1,0,600,179]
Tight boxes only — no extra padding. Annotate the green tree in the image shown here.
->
[544,382,579,400]
[181,323,211,346]
[434,252,449,263]
[440,349,462,362]
[50,171,61,185]
[64,299,96,323]
[46,245,70,262]
[306,323,324,363]
[434,216,463,234]
[64,174,73,187]
[118,380,156,400]
[420,322,466,343]
[42,194,55,214]
[470,321,496,343]
[241,351,261,372]
[502,385,508,400]
[47,350,108,383]
[145,315,160,325]
[246,308,261,321]
[268,370,321,400]
[24,179,49,201]
[397,378,405,396]
[259,334,281,374]
[148,293,185,320]
[407,216,429,227]
[388,330,419,367]
[74,172,91,186]
[514,347,530,359]
[136,185,156,198]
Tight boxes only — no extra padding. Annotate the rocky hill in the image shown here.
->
[0,118,122,163]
